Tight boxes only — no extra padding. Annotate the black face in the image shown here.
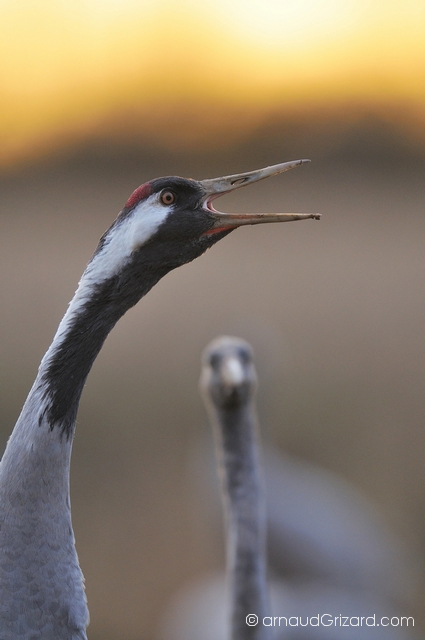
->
[130,176,234,273]
[149,176,232,248]
[150,176,206,217]
[97,176,233,270]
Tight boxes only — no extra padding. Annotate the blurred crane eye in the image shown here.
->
[238,348,252,365]
[209,353,221,370]
[160,190,176,205]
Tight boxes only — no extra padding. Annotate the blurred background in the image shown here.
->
[0,0,424,638]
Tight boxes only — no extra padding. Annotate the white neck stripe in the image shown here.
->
[45,193,171,353]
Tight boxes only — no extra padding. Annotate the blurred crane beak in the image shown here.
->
[200,159,320,234]
[220,355,245,389]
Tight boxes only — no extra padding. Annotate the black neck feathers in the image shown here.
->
[40,259,167,439]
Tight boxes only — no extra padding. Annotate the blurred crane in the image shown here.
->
[200,336,271,640]
[158,336,417,640]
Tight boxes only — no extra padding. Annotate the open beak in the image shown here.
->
[200,159,320,234]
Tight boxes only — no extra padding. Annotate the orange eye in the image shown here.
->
[160,190,176,205]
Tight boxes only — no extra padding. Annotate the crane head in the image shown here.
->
[81,159,319,312]
[123,157,319,241]
[200,336,258,409]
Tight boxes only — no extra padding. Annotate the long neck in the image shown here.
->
[0,259,164,494]
[212,401,271,640]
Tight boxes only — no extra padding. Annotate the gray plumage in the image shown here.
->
[200,336,271,640]
[0,160,316,638]
[0,388,89,639]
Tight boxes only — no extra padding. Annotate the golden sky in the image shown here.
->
[0,0,424,165]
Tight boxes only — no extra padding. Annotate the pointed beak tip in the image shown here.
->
[201,158,312,196]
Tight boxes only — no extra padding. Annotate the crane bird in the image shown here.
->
[0,160,318,639]
[160,336,415,640]
[200,336,271,640]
